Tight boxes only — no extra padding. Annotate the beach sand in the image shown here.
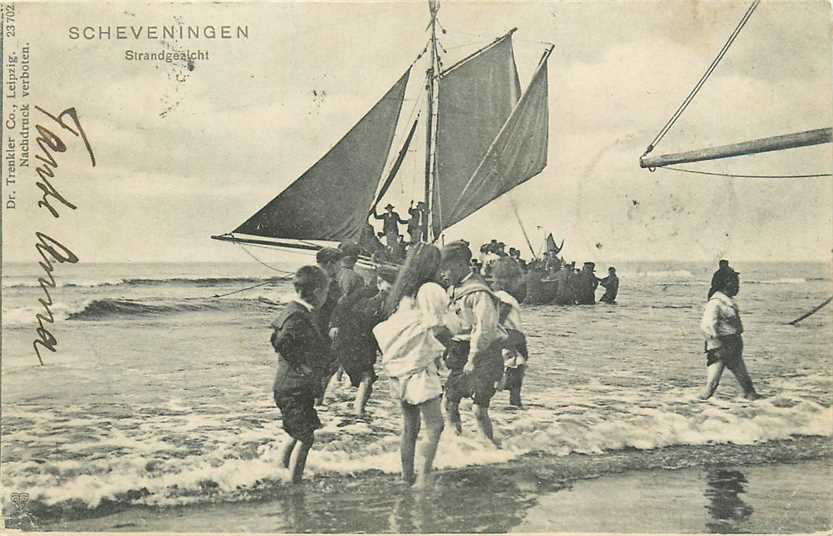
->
[28,457,831,533]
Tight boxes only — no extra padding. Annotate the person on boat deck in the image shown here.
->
[708,259,733,299]
[565,262,580,305]
[315,247,344,404]
[575,262,598,305]
[439,240,507,447]
[271,265,333,483]
[699,268,760,401]
[491,258,529,408]
[407,201,427,244]
[598,267,619,304]
[481,242,499,278]
[394,235,408,262]
[544,251,561,275]
[372,203,409,249]
[496,242,507,258]
[552,265,572,305]
[373,243,460,488]
[337,242,366,299]
[331,265,397,417]
[509,248,527,271]
[359,222,386,260]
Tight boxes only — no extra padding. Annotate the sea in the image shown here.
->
[1,260,831,532]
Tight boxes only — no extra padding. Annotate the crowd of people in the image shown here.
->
[362,206,622,307]
[270,219,759,485]
[270,240,530,485]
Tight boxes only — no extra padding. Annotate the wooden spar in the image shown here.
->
[640,128,833,169]
[210,234,321,252]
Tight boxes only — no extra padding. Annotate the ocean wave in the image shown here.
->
[2,275,290,289]
[744,278,820,285]
[64,297,283,321]
[2,387,830,516]
[619,270,695,279]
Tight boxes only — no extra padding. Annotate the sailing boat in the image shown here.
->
[211,1,553,269]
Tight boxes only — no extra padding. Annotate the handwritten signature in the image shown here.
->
[31,106,95,365]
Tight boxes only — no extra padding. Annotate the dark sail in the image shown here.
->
[444,57,550,229]
[372,117,420,212]
[432,34,521,237]
[234,69,411,242]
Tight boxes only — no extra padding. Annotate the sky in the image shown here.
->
[2,0,831,265]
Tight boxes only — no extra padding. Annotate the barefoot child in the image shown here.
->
[330,265,398,417]
[373,244,458,487]
[492,257,529,408]
[271,265,333,483]
[699,268,760,401]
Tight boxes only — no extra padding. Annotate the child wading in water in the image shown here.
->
[373,243,458,488]
[699,268,760,401]
[492,258,529,408]
[271,265,333,483]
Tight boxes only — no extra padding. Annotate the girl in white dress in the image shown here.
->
[373,243,459,487]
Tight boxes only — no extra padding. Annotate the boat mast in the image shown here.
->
[424,0,440,242]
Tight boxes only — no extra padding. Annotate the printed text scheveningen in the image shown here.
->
[68,25,249,40]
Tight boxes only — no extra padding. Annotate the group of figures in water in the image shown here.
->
[269,236,760,487]
[271,240,533,486]
[362,202,620,306]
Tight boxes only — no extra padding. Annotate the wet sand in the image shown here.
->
[28,457,832,533]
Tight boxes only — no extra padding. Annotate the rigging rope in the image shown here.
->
[208,240,293,299]
[643,0,760,156]
[234,240,296,275]
[212,279,275,299]
[662,166,832,179]
[787,295,833,326]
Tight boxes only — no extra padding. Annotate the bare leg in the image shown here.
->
[726,357,759,399]
[353,374,374,417]
[699,361,725,400]
[400,402,421,484]
[472,403,498,446]
[288,439,313,483]
[280,438,298,468]
[443,393,463,435]
[508,367,525,407]
[318,372,340,405]
[414,397,444,489]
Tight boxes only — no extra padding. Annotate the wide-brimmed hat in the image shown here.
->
[338,241,361,259]
[316,247,344,264]
[441,240,472,263]
[384,203,395,210]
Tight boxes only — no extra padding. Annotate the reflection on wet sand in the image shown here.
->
[704,467,753,533]
[260,465,552,533]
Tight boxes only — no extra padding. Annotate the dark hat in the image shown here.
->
[339,241,361,259]
[375,264,399,284]
[384,203,395,210]
[441,240,472,263]
[316,247,344,264]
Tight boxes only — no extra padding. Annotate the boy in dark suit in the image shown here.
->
[271,265,332,483]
